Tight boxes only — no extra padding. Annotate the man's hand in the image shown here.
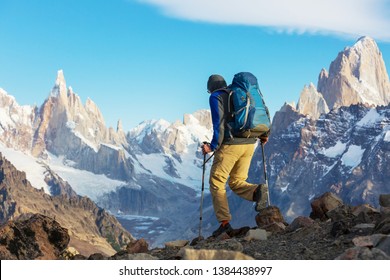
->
[259,136,268,145]
[201,143,212,155]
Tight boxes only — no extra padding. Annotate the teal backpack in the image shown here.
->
[227,72,271,138]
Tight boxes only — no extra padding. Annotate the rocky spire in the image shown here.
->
[297,83,329,119]
[271,102,303,135]
[51,70,67,100]
[117,119,123,133]
[318,36,390,109]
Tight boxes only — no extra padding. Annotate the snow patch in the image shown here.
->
[320,141,347,158]
[0,143,50,193]
[117,214,159,221]
[73,131,99,153]
[66,121,99,152]
[66,121,76,130]
[101,143,122,151]
[0,108,13,127]
[134,146,209,195]
[88,127,95,137]
[130,119,170,144]
[46,153,127,201]
[356,108,382,127]
[384,131,390,142]
[341,145,365,169]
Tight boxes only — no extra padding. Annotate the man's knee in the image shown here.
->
[209,181,224,195]
[228,177,246,189]
[210,171,228,185]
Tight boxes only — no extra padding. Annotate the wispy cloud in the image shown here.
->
[136,0,390,41]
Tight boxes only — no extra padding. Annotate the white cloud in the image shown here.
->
[136,0,390,41]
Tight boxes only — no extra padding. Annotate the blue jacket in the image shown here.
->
[209,89,256,151]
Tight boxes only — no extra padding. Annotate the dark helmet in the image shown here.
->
[207,74,227,93]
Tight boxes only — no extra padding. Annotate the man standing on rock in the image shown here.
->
[202,74,269,238]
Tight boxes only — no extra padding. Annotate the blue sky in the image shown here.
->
[0,0,390,130]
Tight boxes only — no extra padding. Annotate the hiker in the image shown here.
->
[202,74,269,237]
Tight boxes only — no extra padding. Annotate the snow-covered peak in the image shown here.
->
[0,87,11,98]
[0,88,16,108]
[30,70,131,159]
[349,36,378,54]
[51,70,67,98]
[183,109,212,129]
[0,88,36,152]
[56,69,66,85]
[0,88,35,125]
[130,119,171,140]
[129,110,212,155]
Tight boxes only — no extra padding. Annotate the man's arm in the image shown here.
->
[208,92,225,151]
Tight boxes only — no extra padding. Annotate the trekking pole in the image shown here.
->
[198,142,215,239]
[198,152,206,239]
[261,142,271,206]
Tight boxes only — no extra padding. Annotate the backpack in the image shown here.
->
[226,72,271,138]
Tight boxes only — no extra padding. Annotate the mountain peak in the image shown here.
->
[318,37,390,109]
[297,83,329,119]
[344,36,381,60]
[183,109,212,129]
[56,70,66,85]
[51,70,67,99]
[354,36,377,49]
[117,119,123,132]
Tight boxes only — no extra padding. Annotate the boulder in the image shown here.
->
[376,235,390,256]
[286,216,315,232]
[352,204,380,217]
[255,206,286,228]
[244,229,267,241]
[352,234,387,247]
[326,205,353,222]
[126,238,149,254]
[374,217,390,234]
[380,207,390,216]
[336,247,390,260]
[261,222,286,234]
[352,234,390,256]
[310,192,343,220]
[379,194,390,207]
[330,220,352,237]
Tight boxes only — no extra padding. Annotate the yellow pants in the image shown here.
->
[209,143,257,222]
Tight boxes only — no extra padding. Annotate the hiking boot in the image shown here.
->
[254,184,268,212]
[212,223,233,237]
